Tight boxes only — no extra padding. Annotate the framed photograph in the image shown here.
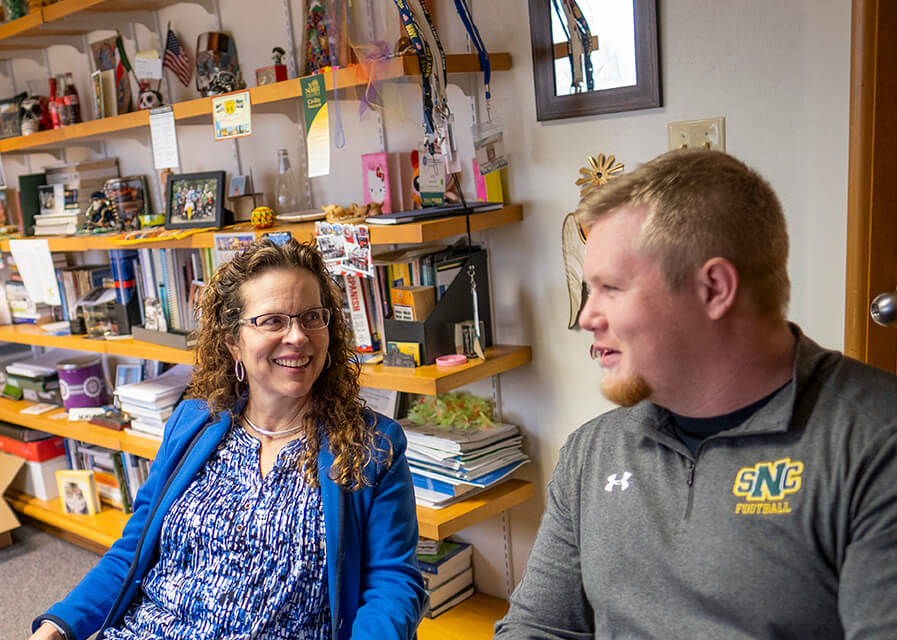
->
[165,171,227,229]
[56,469,100,515]
[228,174,247,197]
[115,363,144,389]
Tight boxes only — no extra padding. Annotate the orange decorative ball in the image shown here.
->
[251,206,275,229]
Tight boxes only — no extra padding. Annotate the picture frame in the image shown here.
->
[228,174,247,197]
[165,171,228,229]
[115,363,144,389]
[56,469,100,515]
[528,0,661,121]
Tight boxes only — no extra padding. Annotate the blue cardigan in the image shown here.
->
[35,399,426,640]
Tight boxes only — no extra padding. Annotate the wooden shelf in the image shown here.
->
[5,488,129,549]
[0,0,177,51]
[361,345,532,396]
[416,479,533,540]
[0,52,509,153]
[0,324,194,365]
[7,478,531,552]
[0,205,522,252]
[417,592,509,640]
[0,397,160,458]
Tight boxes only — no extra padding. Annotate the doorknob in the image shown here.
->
[871,291,897,326]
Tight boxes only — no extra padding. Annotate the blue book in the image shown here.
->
[411,472,466,497]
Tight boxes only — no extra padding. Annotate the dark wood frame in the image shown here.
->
[528,0,661,121]
[165,170,227,230]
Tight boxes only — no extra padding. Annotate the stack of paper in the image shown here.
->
[116,364,192,439]
[400,419,528,509]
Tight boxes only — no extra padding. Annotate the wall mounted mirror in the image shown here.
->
[528,0,661,121]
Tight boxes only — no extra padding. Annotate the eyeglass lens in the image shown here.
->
[254,309,330,332]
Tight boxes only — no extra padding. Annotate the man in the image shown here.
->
[495,149,897,638]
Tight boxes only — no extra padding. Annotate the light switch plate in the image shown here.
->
[667,117,726,151]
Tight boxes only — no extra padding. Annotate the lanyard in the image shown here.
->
[408,0,448,128]
[453,0,491,102]
[561,0,594,91]
[393,0,436,135]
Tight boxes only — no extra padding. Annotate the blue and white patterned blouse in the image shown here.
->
[104,424,329,640]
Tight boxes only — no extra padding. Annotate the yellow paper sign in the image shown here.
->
[212,90,252,140]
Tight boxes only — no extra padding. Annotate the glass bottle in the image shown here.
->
[63,72,81,125]
[48,76,61,129]
[274,148,301,214]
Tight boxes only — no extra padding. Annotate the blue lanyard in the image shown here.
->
[453,0,491,100]
[393,0,436,134]
[561,0,594,91]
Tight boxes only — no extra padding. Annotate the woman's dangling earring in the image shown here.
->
[325,352,332,368]
[234,360,246,382]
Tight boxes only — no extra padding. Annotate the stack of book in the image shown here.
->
[34,184,83,236]
[116,364,192,440]
[400,420,529,508]
[417,539,475,618]
[5,280,57,325]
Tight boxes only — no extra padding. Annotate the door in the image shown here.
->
[844,0,897,370]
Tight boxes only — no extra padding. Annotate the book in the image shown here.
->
[364,201,503,225]
[424,567,475,617]
[426,585,475,618]
[115,364,192,409]
[411,472,477,498]
[400,420,520,454]
[417,540,473,577]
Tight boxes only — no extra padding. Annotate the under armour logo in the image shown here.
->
[605,472,632,492]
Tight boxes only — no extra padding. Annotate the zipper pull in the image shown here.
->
[687,463,695,487]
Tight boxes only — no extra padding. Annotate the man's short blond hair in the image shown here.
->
[576,149,790,320]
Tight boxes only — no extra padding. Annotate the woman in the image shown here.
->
[31,239,425,640]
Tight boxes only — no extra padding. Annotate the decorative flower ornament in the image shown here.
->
[575,153,624,199]
[564,153,625,329]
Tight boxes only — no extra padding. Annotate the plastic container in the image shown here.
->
[57,357,109,410]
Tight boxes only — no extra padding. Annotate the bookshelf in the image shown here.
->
[0,53,510,154]
[0,205,523,251]
[0,3,531,632]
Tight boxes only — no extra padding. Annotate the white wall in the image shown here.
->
[0,0,851,600]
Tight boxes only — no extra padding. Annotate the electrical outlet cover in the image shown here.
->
[667,117,726,151]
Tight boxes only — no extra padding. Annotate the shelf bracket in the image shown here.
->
[500,508,514,599]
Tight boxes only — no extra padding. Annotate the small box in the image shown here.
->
[256,64,287,86]
[11,454,69,501]
[390,286,436,321]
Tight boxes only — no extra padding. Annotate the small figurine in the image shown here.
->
[272,47,286,66]
[84,191,118,232]
[251,206,275,229]
[137,81,163,111]
[18,97,42,135]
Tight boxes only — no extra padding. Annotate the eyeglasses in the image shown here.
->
[239,307,331,334]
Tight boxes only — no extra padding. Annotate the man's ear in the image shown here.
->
[695,257,738,320]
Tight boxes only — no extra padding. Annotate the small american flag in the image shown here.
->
[163,28,192,87]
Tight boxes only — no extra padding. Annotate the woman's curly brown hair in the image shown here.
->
[187,238,389,490]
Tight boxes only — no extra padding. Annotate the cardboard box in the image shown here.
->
[390,286,436,322]
[11,454,69,501]
[0,451,25,548]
